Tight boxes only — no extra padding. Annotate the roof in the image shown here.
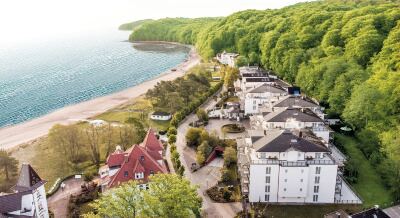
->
[248,84,286,94]
[383,204,400,218]
[1,164,46,214]
[265,108,323,123]
[245,77,275,83]
[253,129,328,153]
[14,164,44,192]
[274,96,318,108]
[241,73,268,78]
[142,129,164,154]
[351,207,390,218]
[324,210,349,218]
[152,111,171,116]
[108,144,167,188]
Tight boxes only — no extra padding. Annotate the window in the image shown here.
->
[266,167,271,174]
[253,106,256,110]
[265,176,270,183]
[265,194,270,202]
[150,170,154,176]
[284,179,287,182]
[315,167,321,174]
[124,171,128,177]
[283,153,286,157]
[301,169,304,173]
[140,156,145,161]
[298,152,301,157]
[314,186,319,193]
[265,185,270,192]
[313,195,318,202]
[300,188,302,192]
[253,100,256,104]
[283,188,287,192]
[316,153,321,159]
[135,172,144,179]
[300,179,303,182]
[315,176,320,184]
[285,169,288,173]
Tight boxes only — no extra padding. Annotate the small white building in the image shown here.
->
[150,111,172,121]
[244,84,287,115]
[0,164,49,218]
[216,51,239,67]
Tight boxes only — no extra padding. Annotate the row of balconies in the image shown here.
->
[250,159,335,166]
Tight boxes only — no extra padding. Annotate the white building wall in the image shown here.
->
[249,164,279,202]
[305,164,338,203]
[277,167,309,203]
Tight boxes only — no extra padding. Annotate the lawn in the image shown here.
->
[335,134,393,207]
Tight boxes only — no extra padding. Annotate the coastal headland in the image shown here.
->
[0,42,200,150]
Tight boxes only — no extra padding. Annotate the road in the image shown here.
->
[175,92,242,218]
[47,178,84,218]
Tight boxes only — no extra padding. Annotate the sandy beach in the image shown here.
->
[0,44,200,150]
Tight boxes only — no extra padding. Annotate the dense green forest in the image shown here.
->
[128,0,400,200]
[118,19,153,31]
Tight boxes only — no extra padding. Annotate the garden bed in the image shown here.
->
[221,124,245,133]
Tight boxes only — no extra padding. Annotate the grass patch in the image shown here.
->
[335,134,393,207]
[253,204,362,218]
[225,96,239,102]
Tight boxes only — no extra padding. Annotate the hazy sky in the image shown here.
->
[0,0,311,45]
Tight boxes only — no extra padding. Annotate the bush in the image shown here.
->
[168,134,177,144]
[83,167,98,182]
[167,127,177,136]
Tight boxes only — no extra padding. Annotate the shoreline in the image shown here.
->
[0,44,200,150]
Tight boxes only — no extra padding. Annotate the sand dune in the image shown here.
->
[0,45,200,150]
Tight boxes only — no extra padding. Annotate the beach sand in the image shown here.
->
[0,44,200,150]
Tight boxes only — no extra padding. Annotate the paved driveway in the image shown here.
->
[176,92,242,218]
[47,177,84,218]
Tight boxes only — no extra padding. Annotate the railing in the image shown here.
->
[251,159,335,166]
[334,199,362,204]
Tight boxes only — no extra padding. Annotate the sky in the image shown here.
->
[0,0,311,46]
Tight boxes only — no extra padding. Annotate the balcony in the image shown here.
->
[250,159,335,166]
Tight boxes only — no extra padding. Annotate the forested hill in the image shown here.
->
[118,19,153,30]
[129,0,400,200]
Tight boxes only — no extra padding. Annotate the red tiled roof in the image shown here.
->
[108,144,167,188]
[106,153,125,168]
[142,128,163,152]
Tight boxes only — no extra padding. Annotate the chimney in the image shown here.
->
[124,154,129,163]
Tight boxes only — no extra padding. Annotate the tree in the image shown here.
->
[143,174,202,217]
[167,127,177,136]
[0,150,18,181]
[223,147,237,167]
[196,141,212,165]
[168,134,177,144]
[185,128,203,147]
[196,109,208,122]
[83,125,101,167]
[48,124,82,163]
[90,180,144,218]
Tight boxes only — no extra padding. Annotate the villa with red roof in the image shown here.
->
[98,129,168,191]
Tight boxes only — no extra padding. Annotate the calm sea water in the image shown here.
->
[0,31,189,127]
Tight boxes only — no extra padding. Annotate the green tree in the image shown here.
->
[223,147,237,167]
[143,174,202,217]
[0,150,18,181]
[185,128,203,147]
[196,109,208,122]
[89,180,144,218]
[168,134,177,144]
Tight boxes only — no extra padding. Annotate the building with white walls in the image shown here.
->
[244,84,287,115]
[237,129,362,204]
[216,51,239,67]
[0,164,49,218]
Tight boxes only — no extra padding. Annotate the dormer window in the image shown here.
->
[124,171,128,177]
[135,172,144,179]
[140,156,145,161]
[291,139,297,143]
[150,170,154,176]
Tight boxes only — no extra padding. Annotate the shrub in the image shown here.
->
[168,134,177,144]
[167,127,177,136]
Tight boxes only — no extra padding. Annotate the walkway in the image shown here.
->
[176,91,242,217]
[47,177,84,218]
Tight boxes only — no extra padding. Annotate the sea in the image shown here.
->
[0,31,190,128]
